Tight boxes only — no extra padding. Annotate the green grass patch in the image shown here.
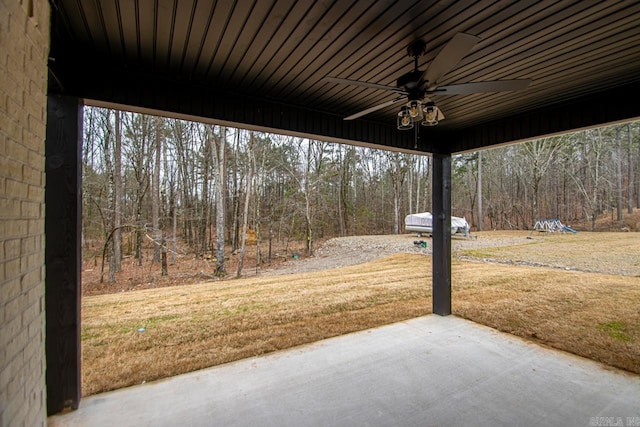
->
[81,331,100,341]
[457,249,493,258]
[457,242,539,258]
[597,321,632,342]
[145,314,181,327]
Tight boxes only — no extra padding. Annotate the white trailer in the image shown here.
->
[404,212,472,238]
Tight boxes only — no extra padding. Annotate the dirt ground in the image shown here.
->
[82,238,313,296]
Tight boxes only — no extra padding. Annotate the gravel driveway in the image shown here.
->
[264,233,531,275]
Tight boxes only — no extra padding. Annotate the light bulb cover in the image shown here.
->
[397,106,414,130]
[407,100,421,118]
[421,102,439,126]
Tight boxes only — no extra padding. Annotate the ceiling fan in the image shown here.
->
[325,33,532,129]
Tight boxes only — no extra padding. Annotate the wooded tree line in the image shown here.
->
[452,124,640,231]
[82,107,639,280]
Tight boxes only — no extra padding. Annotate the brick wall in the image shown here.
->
[0,0,50,426]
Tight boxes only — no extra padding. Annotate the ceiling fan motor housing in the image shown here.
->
[397,69,425,91]
[399,40,428,91]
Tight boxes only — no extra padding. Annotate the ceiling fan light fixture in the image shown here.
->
[330,33,530,127]
[397,106,414,130]
[421,102,439,126]
[407,99,421,119]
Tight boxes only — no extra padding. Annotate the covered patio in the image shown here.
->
[44,0,640,418]
[49,315,640,426]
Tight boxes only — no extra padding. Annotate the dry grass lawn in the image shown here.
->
[82,255,430,395]
[82,232,640,396]
[459,231,640,276]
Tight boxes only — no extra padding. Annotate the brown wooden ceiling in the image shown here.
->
[49,0,640,154]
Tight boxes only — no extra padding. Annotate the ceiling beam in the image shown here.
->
[50,59,640,156]
[50,63,424,153]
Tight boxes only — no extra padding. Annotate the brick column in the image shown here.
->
[0,1,51,425]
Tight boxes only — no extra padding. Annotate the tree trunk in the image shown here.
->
[352,160,357,235]
[201,130,211,255]
[268,223,273,265]
[627,123,635,214]
[163,131,177,265]
[214,126,227,276]
[161,236,168,276]
[171,193,177,264]
[136,212,143,266]
[336,146,347,237]
[237,132,255,278]
[615,128,623,221]
[102,110,116,283]
[113,110,122,272]
[552,157,559,219]
[337,184,345,237]
[152,117,162,262]
[255,142,267,271]
[408,156,414,215]
[304,139,314,256]
[393,186,401,234]
[637,123,640,209]
[108,234,116,283]
[305,198,313,256]
[533,176,540,222]
[477,150,483,231]
[388,152,406,235]
[231,130,241,251]
[415,156,421,214]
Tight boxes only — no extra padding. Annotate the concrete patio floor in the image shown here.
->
[48,315,640,427]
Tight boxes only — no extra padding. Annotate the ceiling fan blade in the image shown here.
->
[425,33,481,87]
[344,96,406,121]
[436,79,532,94]
[324,77,405,94]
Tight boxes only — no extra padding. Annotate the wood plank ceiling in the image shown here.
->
[48,0,640,153]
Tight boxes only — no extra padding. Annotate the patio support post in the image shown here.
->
[432,153,452,315]
[45,95,83,414]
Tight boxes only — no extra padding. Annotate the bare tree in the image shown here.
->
[566,129,607,230]
[304,139,314,255]
[230,130,241,251]
[152,117,162,262]
[163,124,178,264]
[213,126,227,276]
[113,110,123,272]
[386,152,408,234]
[237,132,255,277]
[102,110,116,283]
[615,126,624,221]
[521,137,561,222]
[477,150,483,231]
[198,124,212,256]
[122,112,153,264]
[627,123,635,214]
[637,123,640,210]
